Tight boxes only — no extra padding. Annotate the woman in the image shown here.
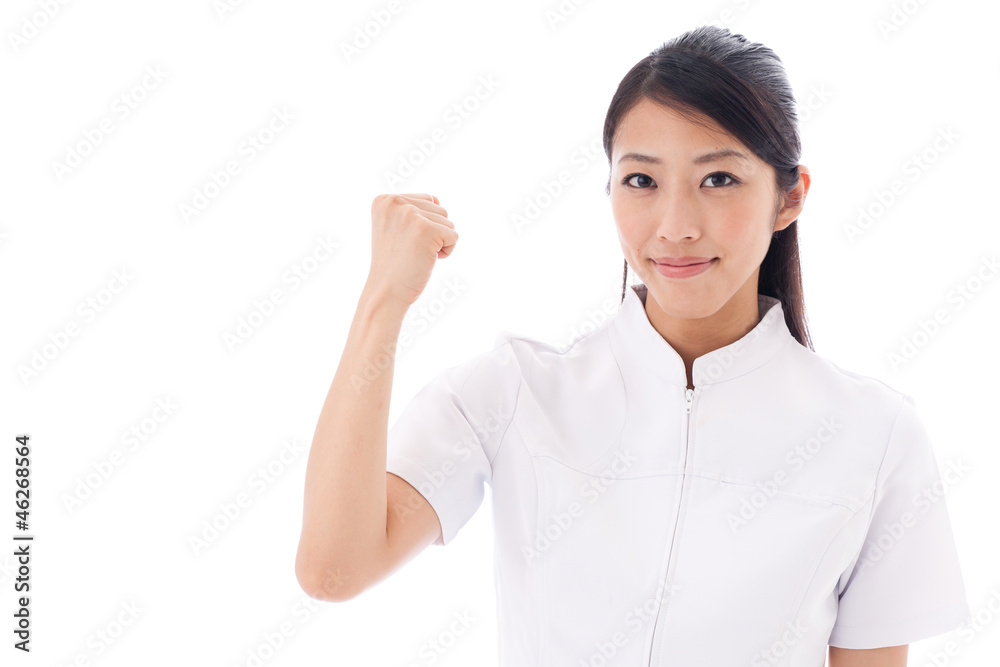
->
[296,25,971,667]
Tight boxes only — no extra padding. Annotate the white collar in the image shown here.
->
[607,283,795,387]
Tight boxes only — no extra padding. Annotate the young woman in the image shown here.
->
[296,25,971,667]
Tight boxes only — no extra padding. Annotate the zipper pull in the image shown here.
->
[685,387,694,413]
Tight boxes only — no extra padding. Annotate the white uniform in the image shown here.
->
[386,283,971,666]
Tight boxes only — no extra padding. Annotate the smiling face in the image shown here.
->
[610,97,801,320]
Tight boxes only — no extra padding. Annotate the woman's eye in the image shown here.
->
[622,172,739,189]
[703,172,738,188]
[622,173,653,188]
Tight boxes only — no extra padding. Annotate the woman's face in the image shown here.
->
[609,97,807,319]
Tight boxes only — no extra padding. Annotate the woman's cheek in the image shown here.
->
[615,218,646,253]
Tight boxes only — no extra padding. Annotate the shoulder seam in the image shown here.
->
[863,392,910,527]
[798,348,908,399]
[466,338,521,471]
[498,316,617,357]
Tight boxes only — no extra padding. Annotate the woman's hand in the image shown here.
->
[366,192,457,310]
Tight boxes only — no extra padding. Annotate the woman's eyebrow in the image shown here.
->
[617,148,751,166]
[692,148,751,164]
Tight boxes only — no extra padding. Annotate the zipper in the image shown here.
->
[646,385,695,666]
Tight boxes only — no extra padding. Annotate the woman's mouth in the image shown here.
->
[652,258,718,278]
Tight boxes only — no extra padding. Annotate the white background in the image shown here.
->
[1,0,998,665]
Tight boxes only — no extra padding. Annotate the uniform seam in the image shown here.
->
[455,339,520,473]
[812,353,910,401]
[704,329,796,386]
[688,470,863,512]
[519,461,862,512]
[511,413,545,666]
[385,451,433,475]
[830,599,968,631]
[782,502,868,635]
[830,393,908,600]
[478,339,532,662]
[385,453,449,545]
[605,325,632,468]
[606,325,627,401]
[487,368,521,469]
[528,454,683,478]
[501,316,614,357]
[861,393,909,532]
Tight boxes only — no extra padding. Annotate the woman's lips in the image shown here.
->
[653,258,717,278]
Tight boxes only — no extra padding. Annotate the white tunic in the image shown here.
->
[385,283,971,666]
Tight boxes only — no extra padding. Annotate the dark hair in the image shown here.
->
[603,25,813,351]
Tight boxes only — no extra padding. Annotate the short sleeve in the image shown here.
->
[385,333,520,546]
[828,394,972,648]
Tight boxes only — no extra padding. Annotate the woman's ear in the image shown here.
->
[774,165,810,232]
